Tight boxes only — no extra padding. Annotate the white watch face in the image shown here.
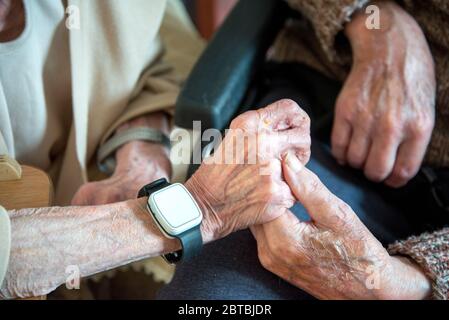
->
[148,183,202,236]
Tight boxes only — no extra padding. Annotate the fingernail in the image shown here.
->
[286,151,303,173]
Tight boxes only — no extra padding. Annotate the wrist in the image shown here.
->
[126,198,181,256]
[114,140,171,179]
[345,1,396,35]
[114,112,172,176]
[184,177,224,244]
[379,256,432,300]
[345,1,397,59]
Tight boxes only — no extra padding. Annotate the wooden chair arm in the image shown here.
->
[0,165,53,210]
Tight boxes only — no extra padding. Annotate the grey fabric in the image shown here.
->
[0,206,11,288]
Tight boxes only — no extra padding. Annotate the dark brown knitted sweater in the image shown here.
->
[272,0,449,299]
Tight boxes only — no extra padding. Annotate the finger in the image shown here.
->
[331,72,364,166]
[331,115,352,165]
[364,133,400,183]
[346,126,371,169]
[258,99,310,129]
[256,128,311,165]
[71,192,91,206]
[257,182,296,223]
[232,99,309,132]
[257,168,296,205]
[251,211,302,247]
[283,152,357,231]
[385,136,428,188]
[275,127,312,163]
[264,210,303,233]
[230,99,308,131]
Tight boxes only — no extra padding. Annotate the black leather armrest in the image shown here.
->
[175,0,291,131]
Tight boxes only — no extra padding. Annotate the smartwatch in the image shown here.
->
[138,178,203,264]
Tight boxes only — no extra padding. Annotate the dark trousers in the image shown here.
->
[158,63,448,299]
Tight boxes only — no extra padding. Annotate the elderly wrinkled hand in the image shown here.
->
[332,2,436,188]
[71,142,171,205]
[251,152,431,300]
[71,112,171,206]
[186,99,311,242]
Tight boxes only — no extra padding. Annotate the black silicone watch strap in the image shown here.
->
[138,178,203,264]
[164,225,203,263]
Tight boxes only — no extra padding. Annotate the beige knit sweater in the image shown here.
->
[273,0,449,299]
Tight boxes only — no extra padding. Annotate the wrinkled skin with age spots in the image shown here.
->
[332,2,436,188]
[72,112,172,206]
[251,152,432,300]
[188,99,311,241]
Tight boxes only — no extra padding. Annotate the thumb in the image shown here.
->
[282,151,356,231]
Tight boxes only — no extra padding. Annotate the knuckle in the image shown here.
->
[301,112,311,127]
[294,136,312,164]
[277,99,311,127]
[337,107,353,123]
[379,111,403,136]
[229,118,244,130]
[230,111,257,129]
[365,172,384,182]
[337,200,353,216]
[382,121,400,139]
[332,137,347,150]
[296,114,311,134]
[331,200,355,228]
[304,174,324,196]
[331,130,349,150]
[353,110,373,129]
[364,167,388,182]
[347,152,365,168]
[229,118,242,130]
[392,165,415,181]
[409,116,434,138]
[335,96,356,121]
[276,98,299,112]
[300,149,311,166]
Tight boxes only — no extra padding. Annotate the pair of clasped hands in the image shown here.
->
[182,99,428,300]
[69,2,435,298]
[73,99,429,300]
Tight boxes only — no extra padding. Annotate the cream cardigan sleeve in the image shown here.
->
[98,0,205,146]
[0,206,11,288]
